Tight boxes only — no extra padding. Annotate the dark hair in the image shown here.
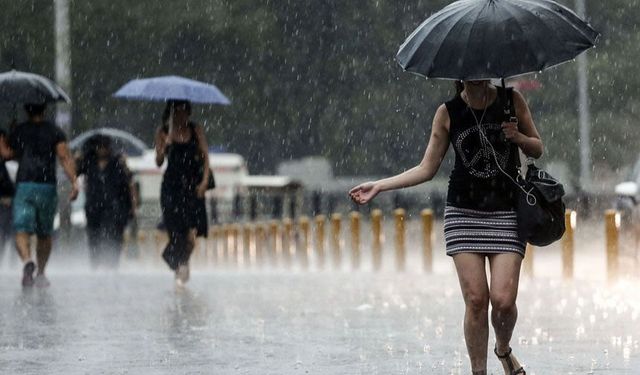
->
[24,103,46,116]
[82,134,112,161]
[163,100,192,121]
[454,80,464,96]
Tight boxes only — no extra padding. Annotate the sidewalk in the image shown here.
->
[0,270,638,374]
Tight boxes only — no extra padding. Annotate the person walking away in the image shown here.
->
[77,134,135,269]
[349,80,543,375]
[154,100,209,285]
[0,128,15,265]
[0,103,78,287]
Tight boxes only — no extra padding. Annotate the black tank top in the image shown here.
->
[162,122,202,191]
[444,87,519,211]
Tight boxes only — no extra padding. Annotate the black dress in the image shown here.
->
[160,122,208,270]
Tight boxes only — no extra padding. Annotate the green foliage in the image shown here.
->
[0,0,637,183]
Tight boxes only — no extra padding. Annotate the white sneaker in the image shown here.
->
[34,274,51,288]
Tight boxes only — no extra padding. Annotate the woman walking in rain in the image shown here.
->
[155,100,209,285]
[350,80,542,375]
[77,134,135,269]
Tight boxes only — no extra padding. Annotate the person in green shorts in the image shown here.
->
[0,103,78,287]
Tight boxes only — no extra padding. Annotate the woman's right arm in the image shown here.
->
[349,104,450,205]
[154,126,167,167]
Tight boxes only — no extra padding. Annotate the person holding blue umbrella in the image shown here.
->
[155,100,210,284]
[350,1,598,374]
[114,75,229,284]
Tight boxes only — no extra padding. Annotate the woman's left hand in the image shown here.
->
[501,121,522,142]
[196,182,207,198]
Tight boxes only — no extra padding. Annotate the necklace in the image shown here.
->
[464,87,488,135]
[464,86,494,159]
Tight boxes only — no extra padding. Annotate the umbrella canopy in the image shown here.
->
[396,0,600,80]
[69,128,148,157]
[113,75,231,105]
[0,69,70,103]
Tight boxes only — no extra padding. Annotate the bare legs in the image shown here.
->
[167,228,197,285]
[15,232,30,263]
[489,253,524,373]
[16,231,52,274]
[453,252,523,374]
[35,236,52,274]
[454,254,490,372]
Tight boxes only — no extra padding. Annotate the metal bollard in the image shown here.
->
[230,225,239,267]
[222,225,231,266]
[269,221,280,267]
[394,208,406,272]
[605,210,620,282]
[151,230,160,259]
[242,224,252,267]
[123,230,132,260]
[299,216,310,269]
[282,218,293,268]
[562,209,576,279]
[253,223,264,267]
[136,231,147,260]
[350,212,361,270]
[421,209,434,273]
[315,215,326,269]
[216,225,225,265]
[371,209,383,271]
[193,234,203,265]
[207,226,218,267]
[331,213,342,269]
[523,243,534,277]
[155,230,167,264]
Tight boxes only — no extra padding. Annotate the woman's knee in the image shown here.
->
[464,291,490,314]
[490,292,517,313]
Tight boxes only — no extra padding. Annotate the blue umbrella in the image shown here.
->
[113,75,230,105]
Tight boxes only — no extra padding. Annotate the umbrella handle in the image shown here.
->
[166,104,175,145]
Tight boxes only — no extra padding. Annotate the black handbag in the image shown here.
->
[513,163,566,246]
[487,85,566,246]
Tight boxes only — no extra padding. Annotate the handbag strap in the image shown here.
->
[478,86,537,206]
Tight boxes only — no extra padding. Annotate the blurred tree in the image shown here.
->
[0,0,636,187]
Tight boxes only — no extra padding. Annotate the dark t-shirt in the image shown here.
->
[9,120,66,184]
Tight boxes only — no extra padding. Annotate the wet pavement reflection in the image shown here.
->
[0,271,638,374]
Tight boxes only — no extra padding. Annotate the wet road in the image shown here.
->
[0,268,638,374]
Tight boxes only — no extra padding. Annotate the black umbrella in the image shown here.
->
[396,0,599,80]
[0,69,70,104]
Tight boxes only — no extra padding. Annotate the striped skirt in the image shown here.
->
[444,206,526,257]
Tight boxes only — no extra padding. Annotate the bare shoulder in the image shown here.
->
[192,123,207,138]
[192,122,205,133]
[512,88,529,106]
[433,103,450,132]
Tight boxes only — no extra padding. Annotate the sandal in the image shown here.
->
[494,347,526,375]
